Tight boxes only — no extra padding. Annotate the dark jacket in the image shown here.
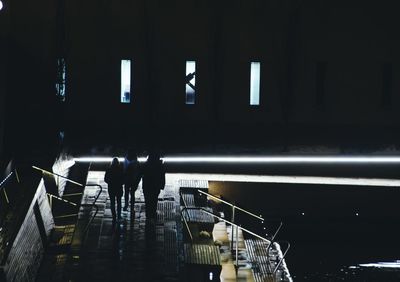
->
[105,165,124,196]
[124,160,141,189]
[142,160,165,192]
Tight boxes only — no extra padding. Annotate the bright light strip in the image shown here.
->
[358,261,400,269]
[169,173,400,187]
[162,156,400,164]
[74,157,147,163]
[0,1,3,11]
[73,156,400,187]
[74,155,400,164]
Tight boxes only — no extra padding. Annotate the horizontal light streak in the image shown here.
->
[74,156,400,164]
[74,157,147,163]
[162,156,400,164]
[72,156,400,187]
[357,261,400,269]
[169,173,400,187]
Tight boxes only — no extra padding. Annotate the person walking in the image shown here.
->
[142,150,165,222]
[123,149,141,212]
[104,157,124,222]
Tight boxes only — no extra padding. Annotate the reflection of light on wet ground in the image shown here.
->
[355,261,400,269]
[168,173,400,187]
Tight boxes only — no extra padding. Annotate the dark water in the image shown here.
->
[209,181,400,281]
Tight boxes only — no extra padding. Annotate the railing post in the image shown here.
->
[14,169,20,183]
[235,224,239,271]
[231,205,235,250]
[3,188,9,204]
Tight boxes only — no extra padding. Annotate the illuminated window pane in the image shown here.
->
[56,58,66,102]
[250,62,260,106]
[185,61,196,104]
[121,59,131,103]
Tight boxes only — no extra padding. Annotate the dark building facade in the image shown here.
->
[1,0,400,161]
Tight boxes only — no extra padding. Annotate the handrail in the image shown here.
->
[273,240,291,275]
[81,203,99,235]
[196,189,264,250]
[183,207,269,243]
[1,170,20,205]
[0,172,14,188]
[32,166,84,187]
[180,210,193,241]
[32,165,102,241]
[262,221,284,259]
[270,221,283,242]
[181,206,271,268]
[179,189,190,208]
[197,189,264,221]
[82,184,103,235]
[47,193,77,206]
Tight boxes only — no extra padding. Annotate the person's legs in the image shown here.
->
[130,186,136,213]
[109,193,116,221]
[124,185,130,211]
[143,189,150,219]
[149,189,160,219]
[117,196,122,219]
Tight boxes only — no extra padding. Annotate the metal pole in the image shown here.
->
[14,169,20,183]
[3,188,9,204]
[231,205,235,250]
[235,224,239,271]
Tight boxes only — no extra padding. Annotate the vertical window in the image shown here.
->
[316,62,327,107]
[382,63,392,108]
[250,62,260,106]
[56,58,66,102]
[185,61,196,104]
[121,59,131,103]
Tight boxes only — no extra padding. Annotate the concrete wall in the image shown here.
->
[0,179,54,282]
[2,0,400,150]
[0,3,9,163]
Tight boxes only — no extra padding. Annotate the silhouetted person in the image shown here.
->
[142,151,165,222]
[123,149,141,212]
[104,157,124,222]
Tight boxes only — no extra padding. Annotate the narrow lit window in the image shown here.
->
[56,58,66,102]
[185,61,196,104]
[121,59,131,103]
[250,62,260,106]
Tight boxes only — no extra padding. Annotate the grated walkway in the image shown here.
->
[37,171,292,282]
[60,171,181,282]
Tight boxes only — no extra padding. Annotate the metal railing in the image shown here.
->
[181,207,290,277]
[0,170,20,205]
[32,165,102,238]
[32,165,84,187]
[181,206,274,272]
[197,189,264,221]
[182,189,283,250]
[272,240,291,275]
